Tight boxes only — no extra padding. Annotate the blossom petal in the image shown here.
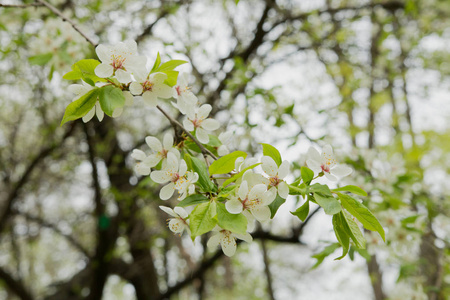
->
[166,152,179,172]
[115,69,132,84]
[146,137,163,153]
[198,104,212,119]
[261,156,278,177]
[129,82,143,95]
[201,119,220,131]
[150,170,171,183]
[278,160,290,179]
[321,144,336,168]
[234,232,253,243]
[207,233,221,249]
[306,159,322,174]
[248,184,267,201]
[123,91,134,106]
[95,44,110,63]
[160,183,175,200]
[146,154,162,167]
[82,107,95,123]
[196,128,210,144]
[154,84,173,99]
[226,199,243,214]
[306,147,322,163]
[238,181,249,200]
[95,102,104,121]
[135,163,150,176]
[168,219,185,233]
[218,145,229,156]
[174,207,188,219]
[142,91,158,107]
[68,84,89,96]
[183,119,194,132]
[251,206,271,222]
[278,181,289,199]
[124,40,137,54]
[262,188,277,205]
[179,159,187,177]
[331,164,353,177]
[324,172,337,181]
[94,63,113,78]
[162,133,173,150]
[131,149,147,161]
[159,206,177,217]
[220,232,237,257]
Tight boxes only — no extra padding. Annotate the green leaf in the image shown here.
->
[63,59,106,84]
[98,85,125,117]
[150,52,162,73]
[155,60,188,72]
[338,193,385,241]
[311,243,340,269]
[333,185,368,196]
[313,193,341,215]
[217,185,237,199]
[340,210,365,249]
[189,202,217,239]
[332,213,350,260]
[209,151,247,175]
[301,166,314,185]
[216,202,247,235]
[309,183,333,197]
[291,200,309,222]
[29,53,53,66]
[184,154,216,193]
[162,70,179,87]
[60,88,99,126]
[268,194,286,219]
[260,143,282,166]
[177,194,209,207]
[288,184,306,197]
[221,163,261,187]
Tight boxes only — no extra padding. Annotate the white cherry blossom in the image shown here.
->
[173,73,198,115]
[306,145,353,181]
[261,156,290,199]
[150,152,197,200]
[218,131,233,156]
[68,82,104,123]
[129,72,173,107]
[131,133,180,176]
[112,91,134,118]
[207,226,252,257]
[183,104,220,144]
[159,206,190,235]
[225,181,276,222]
[94,40,145,83]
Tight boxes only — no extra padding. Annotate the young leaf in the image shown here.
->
[209,151,247,175]
[332,213,350,260]
[311,243,340,269]
[74,59,106,84]
[189,201,217,239]
[288,184,306,197]
[29,53,53,66]
[177,194,209,207]
[150,52,161,73]
[98,85,125,117]
[338,193,385,241]
[268,194,286,218]
[162,70,179,87]
[184,154,215,192]
[221,163,261,187]
[333,185,368,196]
[301,166,314,185]
[260,143,282,166]
[290,200,309,222]
[340,210,365,249]
[216,202,247,235]
[313,193,341,215]
[155,60,188,72]
[61,89,99,126]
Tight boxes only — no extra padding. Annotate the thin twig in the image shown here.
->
[156,105,218,160]
[36,0,97,47]
[0,3,43,8]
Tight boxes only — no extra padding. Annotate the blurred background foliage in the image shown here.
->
[0,0,449,299]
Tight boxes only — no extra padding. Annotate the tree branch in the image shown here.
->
[36,0,97,47]
[0,267,34,300]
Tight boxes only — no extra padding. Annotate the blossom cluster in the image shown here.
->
[63,40,382,259]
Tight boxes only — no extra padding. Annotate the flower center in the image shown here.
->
[170,172,180,183]
[143,80,154,91]
[191,118,202,128]
[111,55,126,70]
[269,176,281,187]
[175,86,182,96]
